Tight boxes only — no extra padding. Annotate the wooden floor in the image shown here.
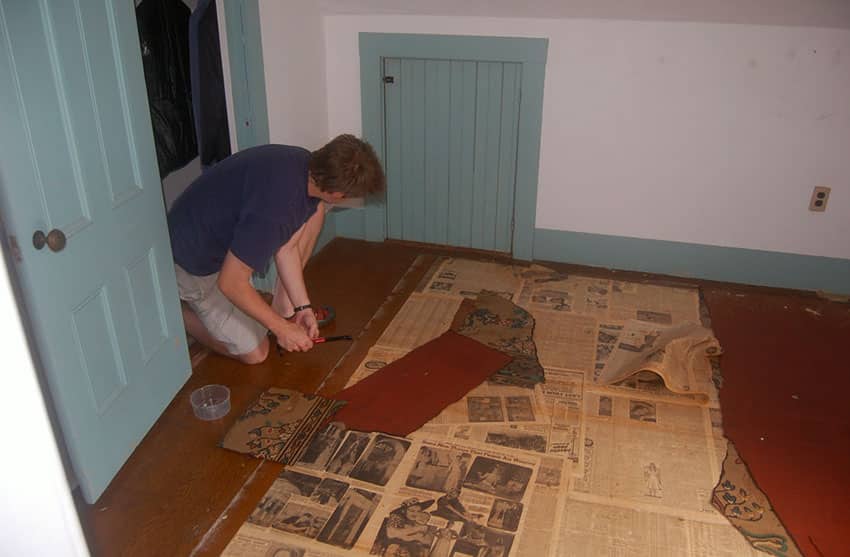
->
[74,238,840,556]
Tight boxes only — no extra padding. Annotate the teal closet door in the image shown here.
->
[223,0,269,151]
[383,58,521,253]
[0,0,190,502]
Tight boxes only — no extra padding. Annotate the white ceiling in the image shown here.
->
[318,0,850,29]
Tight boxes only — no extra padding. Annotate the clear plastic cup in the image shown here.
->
[190,384,231,421]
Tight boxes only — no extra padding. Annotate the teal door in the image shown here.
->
[223,0,269,151]
[0,1,190,502]
[383,58,521,253]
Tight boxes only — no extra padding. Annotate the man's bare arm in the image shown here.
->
[218,251,313,352]
[274,239,319,338]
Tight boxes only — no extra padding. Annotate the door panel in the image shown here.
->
[126,248,170,362]
[384,57,521,253]
[495,63,521,252]
[6,2,89,229]
[71,287,128,413]
[399,58,426,242]
[447,60,477,248]
[423,59,450,246]
[0,0,190,502]
[471,61,499,250]
[383,58,403,241]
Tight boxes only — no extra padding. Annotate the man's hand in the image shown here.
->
[295,308,319,339]
[218,251,315,353]
[273,320,314,352]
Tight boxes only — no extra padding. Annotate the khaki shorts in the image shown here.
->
[175,264,267,356]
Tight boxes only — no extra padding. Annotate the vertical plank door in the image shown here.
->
[384,57,521,253]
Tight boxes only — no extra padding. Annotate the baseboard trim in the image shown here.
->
[533,228,850,295]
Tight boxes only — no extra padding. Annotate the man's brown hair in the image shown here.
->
[309,134,386,197]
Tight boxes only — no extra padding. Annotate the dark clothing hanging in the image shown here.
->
[189,0,231,168]
[136,0,198,178]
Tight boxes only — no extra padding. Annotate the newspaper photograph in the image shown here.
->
[399,368,584,469]
[224,427,556,557]
[424,384,550,427]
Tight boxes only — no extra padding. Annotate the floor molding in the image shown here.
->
[533,228,850,296]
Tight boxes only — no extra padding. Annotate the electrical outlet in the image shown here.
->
[809,186,831,212]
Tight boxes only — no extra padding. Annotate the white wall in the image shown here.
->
[323,15,850,260]
[162,156,201,209]
[259,0,330,149]
[0,244,89,556]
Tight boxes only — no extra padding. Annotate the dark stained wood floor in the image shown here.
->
[74,238,845,556]
[76,239,427,556]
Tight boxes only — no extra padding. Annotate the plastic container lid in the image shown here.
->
[190,384,231,421]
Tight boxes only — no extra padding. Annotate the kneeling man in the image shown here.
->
[167,135,385,363]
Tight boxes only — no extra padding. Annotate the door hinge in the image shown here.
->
[8,234,22,263]
[383,76,395,84]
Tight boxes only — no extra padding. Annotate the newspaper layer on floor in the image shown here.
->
[226,428,560,557]
[223,258,778,556]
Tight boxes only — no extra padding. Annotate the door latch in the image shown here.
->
[383,76,395,84]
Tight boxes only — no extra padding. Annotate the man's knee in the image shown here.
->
[236,336,270,365]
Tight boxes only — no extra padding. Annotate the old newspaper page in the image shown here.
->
[593,320,721,401]
[224,430,556,557]
[224,259,761,556]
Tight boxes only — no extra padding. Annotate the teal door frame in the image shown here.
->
[223,0,269,150]
[223,0,280,290]
[356,33,548,260]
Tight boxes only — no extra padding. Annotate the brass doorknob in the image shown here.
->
[32,229,66,252]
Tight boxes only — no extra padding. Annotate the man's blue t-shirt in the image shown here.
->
[168,144,320,276]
